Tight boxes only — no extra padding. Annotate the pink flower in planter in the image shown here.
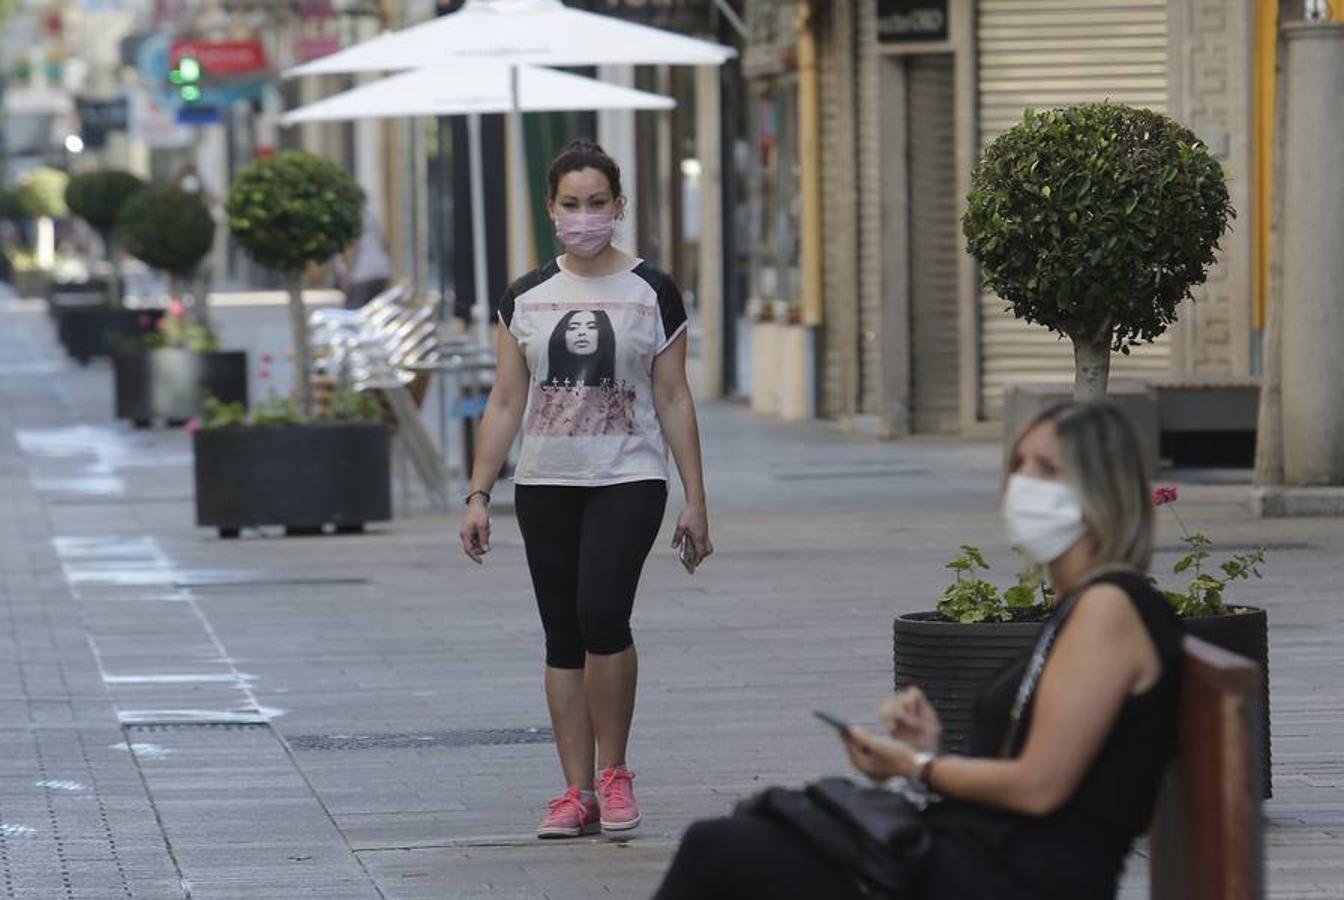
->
[261,353,275,364]
[168,299,186,319]
[1152,485,1179,506]
[183,418,201,435]
[258,366,272,380]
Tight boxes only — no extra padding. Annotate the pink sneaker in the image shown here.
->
[537,786,599,839]
[596,765,641,832]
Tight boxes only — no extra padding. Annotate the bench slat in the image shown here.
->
[1150,635,1264,900]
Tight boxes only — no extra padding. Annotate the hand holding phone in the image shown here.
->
[813,709,855,742]
[678,537,699,574]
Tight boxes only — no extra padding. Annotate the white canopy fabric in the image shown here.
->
[281,64,674,125]
[285,0,735,78]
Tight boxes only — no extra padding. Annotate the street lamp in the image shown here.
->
[64,134,84,154]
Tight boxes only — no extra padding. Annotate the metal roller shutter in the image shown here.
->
[977,0,1173,417]
[908,56,962,434]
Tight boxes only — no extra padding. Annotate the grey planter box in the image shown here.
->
[193,423,391,538]
[114,349,248,426]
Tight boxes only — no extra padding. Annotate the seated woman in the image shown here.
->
[653,401,1183,900]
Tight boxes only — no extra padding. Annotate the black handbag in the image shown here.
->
[733,777,931,896]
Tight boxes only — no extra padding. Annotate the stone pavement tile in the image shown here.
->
[359,840,678,900]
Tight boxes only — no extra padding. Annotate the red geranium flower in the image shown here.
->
[1152,485,1179,506]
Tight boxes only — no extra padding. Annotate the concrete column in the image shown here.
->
[598,65,638,249]
[694,65,724,398]
[1280,22,1344,485]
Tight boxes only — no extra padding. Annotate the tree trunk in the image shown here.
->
[286,270,314,419]
[1072,335,1112,402]
[104,231,122,307]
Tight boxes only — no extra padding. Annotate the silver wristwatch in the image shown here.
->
[908,750,936,788]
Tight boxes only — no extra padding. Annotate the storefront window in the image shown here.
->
[746,76,801,323]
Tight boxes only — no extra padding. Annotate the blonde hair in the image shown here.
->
[1012,401,1155,571]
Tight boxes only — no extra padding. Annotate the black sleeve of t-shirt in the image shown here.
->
[498,259,560,329]
[633,261,687,347]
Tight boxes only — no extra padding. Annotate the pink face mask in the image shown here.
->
[554,211,616,258]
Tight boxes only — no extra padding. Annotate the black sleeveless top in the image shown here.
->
[919,570,1184,900]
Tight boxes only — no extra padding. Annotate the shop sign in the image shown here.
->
[75,96,130,149]
[295,1,343,62]
[877,0,948,44]
[169,39,269,76]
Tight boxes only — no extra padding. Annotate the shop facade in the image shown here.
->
[738,0,1262,433]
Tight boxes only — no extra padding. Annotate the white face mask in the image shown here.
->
[1002,474,1087,566]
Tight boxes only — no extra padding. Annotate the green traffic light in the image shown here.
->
[181,85,202,102]
[179,57,201,81]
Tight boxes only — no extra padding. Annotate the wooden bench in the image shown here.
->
[1150,635,1265,900]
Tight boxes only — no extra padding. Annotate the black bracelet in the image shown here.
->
[464,489,491,507]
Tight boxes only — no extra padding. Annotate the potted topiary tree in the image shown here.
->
[191,150,389,538]
[111,184,247,427]
[962,103,1233,401]
[64,169,145,305]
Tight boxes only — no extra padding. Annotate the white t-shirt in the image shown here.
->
[499,256,688,487]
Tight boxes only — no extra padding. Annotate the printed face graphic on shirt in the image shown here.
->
[529,307,636,437]
[545,308,616,388]
[565,310,599,356]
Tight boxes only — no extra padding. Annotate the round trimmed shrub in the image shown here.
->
[118,185,216,278]
[66,170,146,239]
[962,102,1233,399]
[16,167,69,219]
[226,151,364,416]
[226,151,363,274]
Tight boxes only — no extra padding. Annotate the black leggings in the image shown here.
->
[514,480,667,669]
[653,816,867,900]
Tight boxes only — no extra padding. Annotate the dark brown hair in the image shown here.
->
[546,139,623,202]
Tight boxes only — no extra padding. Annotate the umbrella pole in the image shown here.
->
[507,65,529,281]
[437,115,452,323]
[468,112,491,349]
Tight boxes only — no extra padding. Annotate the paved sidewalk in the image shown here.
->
[1,297,1341,898]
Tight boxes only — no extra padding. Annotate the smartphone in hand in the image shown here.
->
[813,709,855,741]
[678,537,699,574]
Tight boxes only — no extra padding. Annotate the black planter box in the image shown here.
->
[893,605,1271,795]
[114,349,248,427]
[56,307,164,364]
[193,423,391,537]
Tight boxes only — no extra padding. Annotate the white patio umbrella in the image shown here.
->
[281,64,674,344]
[284,0,735,346]
[281,63,674,125]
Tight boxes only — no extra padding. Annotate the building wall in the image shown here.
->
[818,0,861,419]
[1169,0,1255,375]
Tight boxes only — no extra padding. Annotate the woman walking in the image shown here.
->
[459,139,713,839]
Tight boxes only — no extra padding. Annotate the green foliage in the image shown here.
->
[202,396,248,429]
[64,170,146,236]
[16,167,69,219]
[0,188,24,222]
[1163,533,1266,617]
[117,186,215,277]
[963,103,1233,352]
[937,546,1052,624]
[201,389,382,430]
[226,151,364,274]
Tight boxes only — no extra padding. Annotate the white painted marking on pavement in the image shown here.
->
[103,674,257,685]
[35,780,86,792]
[112,742,172,759]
